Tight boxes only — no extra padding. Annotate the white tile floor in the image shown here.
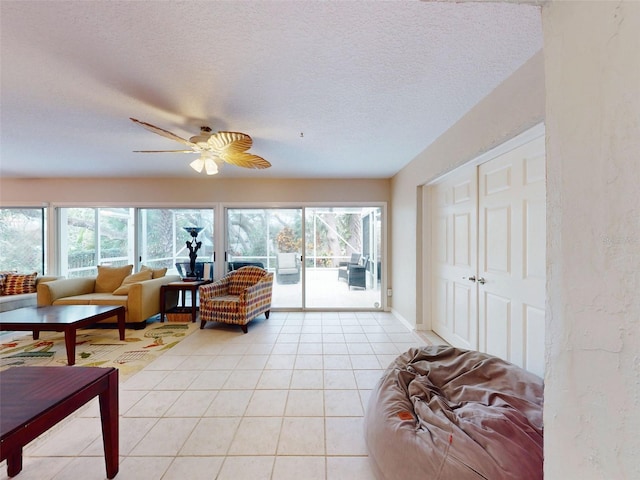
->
[0,312,444,480]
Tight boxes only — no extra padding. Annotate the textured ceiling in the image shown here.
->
[0,1,542,179]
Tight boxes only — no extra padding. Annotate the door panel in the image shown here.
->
[305,207,382,309]
[226,208,303,309]
[430,165,478,350]
[482,291,511,361]
[478,136,546,376]
[525,304,545,377]
[453,282,472,340]
[453,213,470,266]
[485,206,511,273]
[525,199,546,279]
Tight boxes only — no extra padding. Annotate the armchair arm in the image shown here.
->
[241,273,274,306]
[348,264,366,274]
[200,277,231,300]
[37,277,96,306]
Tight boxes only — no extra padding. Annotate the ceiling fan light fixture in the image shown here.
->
[131,118,270,174]
[204,157,218,175]
[189,157,205,173]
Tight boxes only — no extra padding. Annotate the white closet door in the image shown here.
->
[430,164,478,350]
[477,136,546,376]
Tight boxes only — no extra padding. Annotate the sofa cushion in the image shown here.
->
[52,295,92,305]
[206,295,241,313]
[52,293,128,307]
[3,272,38,295]
[0,293,36,312]
[95,265,133,293]
[86,293,129,307]
[140,265,168,279]
[113,270,153,295]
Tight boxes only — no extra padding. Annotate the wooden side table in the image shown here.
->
[0,366,119,478]
[160,280,211,323]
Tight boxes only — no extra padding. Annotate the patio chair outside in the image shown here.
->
[276,252,301,284]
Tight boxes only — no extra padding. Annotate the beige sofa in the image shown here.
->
[0,275,60,313]
[37,269,180,328]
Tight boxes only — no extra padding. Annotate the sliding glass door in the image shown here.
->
[226,206,383,310]
[305,207,382,309]
[226,208,303,308]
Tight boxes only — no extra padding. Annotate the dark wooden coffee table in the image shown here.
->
[0,366,119,478]
[0,305,126,366]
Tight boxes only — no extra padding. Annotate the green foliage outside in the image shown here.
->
[0,208,45,274]
[2,206,377,276]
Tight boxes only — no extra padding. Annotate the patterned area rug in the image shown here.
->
[0,321,199,380]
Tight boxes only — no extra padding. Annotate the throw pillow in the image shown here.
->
[113,269,153,295]
[0,271,11,295]
[95,265,133,293]
[3,272,38,295]
[140,265,168,279]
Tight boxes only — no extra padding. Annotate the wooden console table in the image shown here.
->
[0,366,119,478]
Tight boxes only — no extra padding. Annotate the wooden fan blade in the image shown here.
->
[209,131,252,153]
[219,151,271,169]
[130,118,193,146]
[133,150,195,153]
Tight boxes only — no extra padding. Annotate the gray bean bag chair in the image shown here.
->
[364,345,543,480]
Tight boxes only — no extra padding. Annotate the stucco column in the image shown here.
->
[543,1,640,478]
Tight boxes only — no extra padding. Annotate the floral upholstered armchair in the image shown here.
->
[198,266,273,333]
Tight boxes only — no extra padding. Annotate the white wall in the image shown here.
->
[390,51,545,327]
[0,177,389,205]
[543,2,640,478]
[391,2,639,478]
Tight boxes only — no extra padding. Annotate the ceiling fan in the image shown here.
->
[130,117,271,175]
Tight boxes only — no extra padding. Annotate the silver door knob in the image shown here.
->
[466,276,476,282]
[477,277,486,285]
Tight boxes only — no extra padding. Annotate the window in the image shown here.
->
[59,208,135,277]
[139,208,214,276]
[59,207,214,278]
[0,207,46,274]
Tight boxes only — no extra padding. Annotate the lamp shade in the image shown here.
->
[204,157,218,175]
[183,227,204,237]
[190,157,205,173]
